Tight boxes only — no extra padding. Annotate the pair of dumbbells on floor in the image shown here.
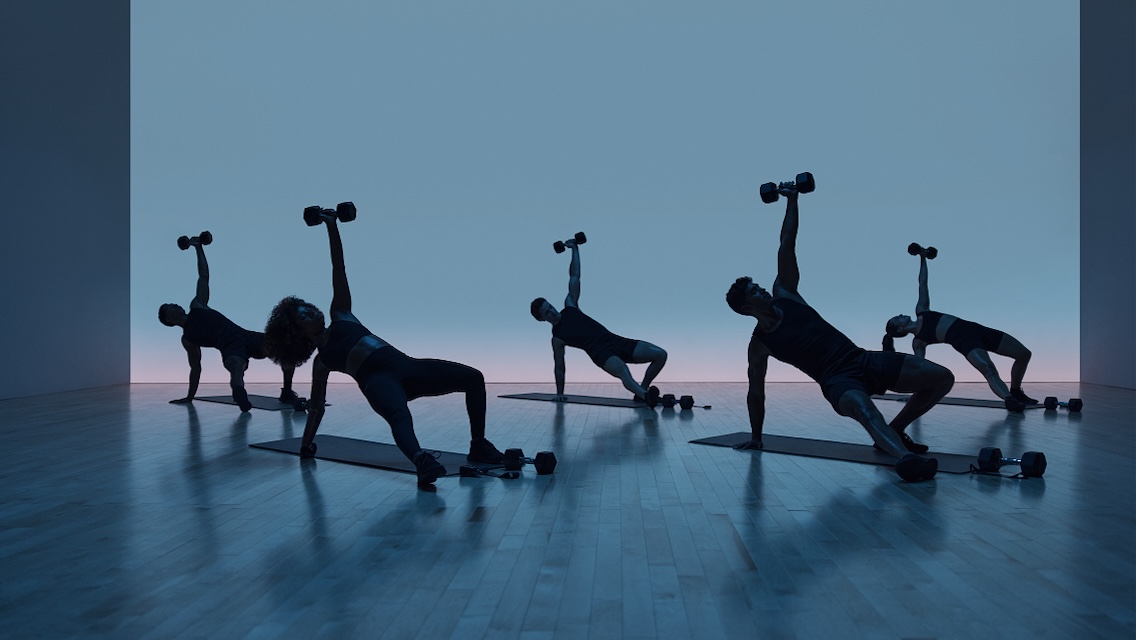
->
[460,448,557,479]
[976,447,1047,478]
[1043,396,1082,412]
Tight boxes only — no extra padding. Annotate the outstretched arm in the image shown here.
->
[189,243,210,309]
[552,338,567,399]
[735,344,770,449]
[325,220,352,318]
[170,337,202,403]
[915,254,930,314]
[772,191,802,300]
[299,358,330,456]
[564,241,581,308]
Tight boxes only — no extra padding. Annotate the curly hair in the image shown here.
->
[725,277,754,315]
[530,297,548,321]
[264,296,322,368]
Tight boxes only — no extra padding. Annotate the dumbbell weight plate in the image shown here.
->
[1020,451,1047,477]
[924,246,937,260]
[759,182,779,204]
[199,231,212,246]
[303,206,324,226]
[573,231,587,245]
[977,446,1003,472]
[795,172,815,194]
[336,201,357,222]
[908,243,922,256]
[533,451,557,475]
[503,448,525,471]
[1043,396,1058,410]
[177,236,191,251]
[1067,398,1083,412]
[679,395,694,411]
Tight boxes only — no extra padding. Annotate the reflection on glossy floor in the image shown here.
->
[1,382,1133,639]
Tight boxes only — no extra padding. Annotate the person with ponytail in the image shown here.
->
[883,247,1036,412]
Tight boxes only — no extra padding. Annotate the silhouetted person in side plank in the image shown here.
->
[884,250,1036,412]
[159,234,302,412]
[725,185,954,482]
[530,236,668,404]
[264,210,504,487]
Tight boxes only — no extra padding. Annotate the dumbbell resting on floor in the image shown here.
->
[977,447,1047,477]
[303,202,357,226]
[502,448,557,474]
[553,232,587,254]
[907,243,938,260]
[177,231,213,250]
[759,172,815,204]
[1043,397,1083,412]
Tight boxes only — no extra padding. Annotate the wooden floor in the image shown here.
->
[1,381,1133,639]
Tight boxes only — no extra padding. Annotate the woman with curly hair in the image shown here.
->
[264,206,505,486]
[883,246,1035,412]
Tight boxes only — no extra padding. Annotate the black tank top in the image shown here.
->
[752,298,863,382]
[317,320,374,373]
[552,307,617,352]
[183,308,246,348]
[915,311,945,344]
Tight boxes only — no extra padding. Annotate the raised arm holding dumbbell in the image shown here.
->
[727,173,955,482]
[158,231,304,412]
[530,232,668,404]
[884,245,1037,412]
[264,203,506,487]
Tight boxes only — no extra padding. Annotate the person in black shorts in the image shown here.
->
[725,184,954,482]
[263,209,505,486]
[883,249,1036,412]
[158,233,303,412]
[530,235,668,404]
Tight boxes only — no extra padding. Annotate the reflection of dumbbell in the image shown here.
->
[553,232,587,254]
[1043,397,1083,412]
[977,447,1047,477]
[459,465,520,480]
[907,243,938,260]
[655,394,710,411]
[503,448,558,474]
[303,201,358,226]
[177,231,213,250]
[759,172,816,204]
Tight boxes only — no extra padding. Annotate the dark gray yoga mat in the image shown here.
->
[872,393,1045,410]
[690,432,977,474]
[250,435,476,476]
[499,392,646,408]
[196,395,297,411]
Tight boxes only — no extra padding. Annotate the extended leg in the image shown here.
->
[401,358,487,440]
[965,349,1011,399]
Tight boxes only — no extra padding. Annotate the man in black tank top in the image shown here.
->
[530,236,668,403]
[158,234,302,412]
[725,185,954,482]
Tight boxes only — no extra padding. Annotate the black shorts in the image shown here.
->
[821,351,908,413]
[944,320,1005,356]
[585,337,641,368]
[218,331,267,362]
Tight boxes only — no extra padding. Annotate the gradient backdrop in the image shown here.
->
[131,1,1079,388]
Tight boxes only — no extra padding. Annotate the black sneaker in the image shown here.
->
[467,438,505,464]
[279,388,308,411]
[899,431,929,454]
[1004,396,1026,413]
[414,450,446,485]
[1010,388,1037,405]
[234,388,253,413]
[895,453,938,482]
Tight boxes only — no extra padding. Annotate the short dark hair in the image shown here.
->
[530,297,548,321]
[264,296,322,368]
[158,303,180,327]
[725,277,754,315]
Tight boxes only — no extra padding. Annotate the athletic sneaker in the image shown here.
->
[899,431,929,454]
[234,388,253,413]
[1010,388,1038,405]
[414,450,446,485]
[279,388,308,411]
[895,453,938,482]
[1004,396,1027,413]
[467,438,506,464]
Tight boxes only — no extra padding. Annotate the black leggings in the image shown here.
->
[356,347,486,460]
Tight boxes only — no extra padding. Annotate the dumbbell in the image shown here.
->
[502,448,558,474]
[654,394,710,411]
[553,232,587,254]
[759,172,816,204]
[977,447,1047,478]
[303,201,358,226]
[1043,397,1083,412]
[907,243,938,260]
[177,231,213,250]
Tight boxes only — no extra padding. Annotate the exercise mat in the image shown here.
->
[250,435,477,475]
[499,392,648,408]
[690,432,976,474]
[872,393,1045,410]
[196,395,298,411]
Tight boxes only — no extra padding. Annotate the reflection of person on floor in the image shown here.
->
[264,212,504,486]
[884,251,1036,412]
[725,184,954,482]
[158,235,301,412]
[530,236,668,403]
